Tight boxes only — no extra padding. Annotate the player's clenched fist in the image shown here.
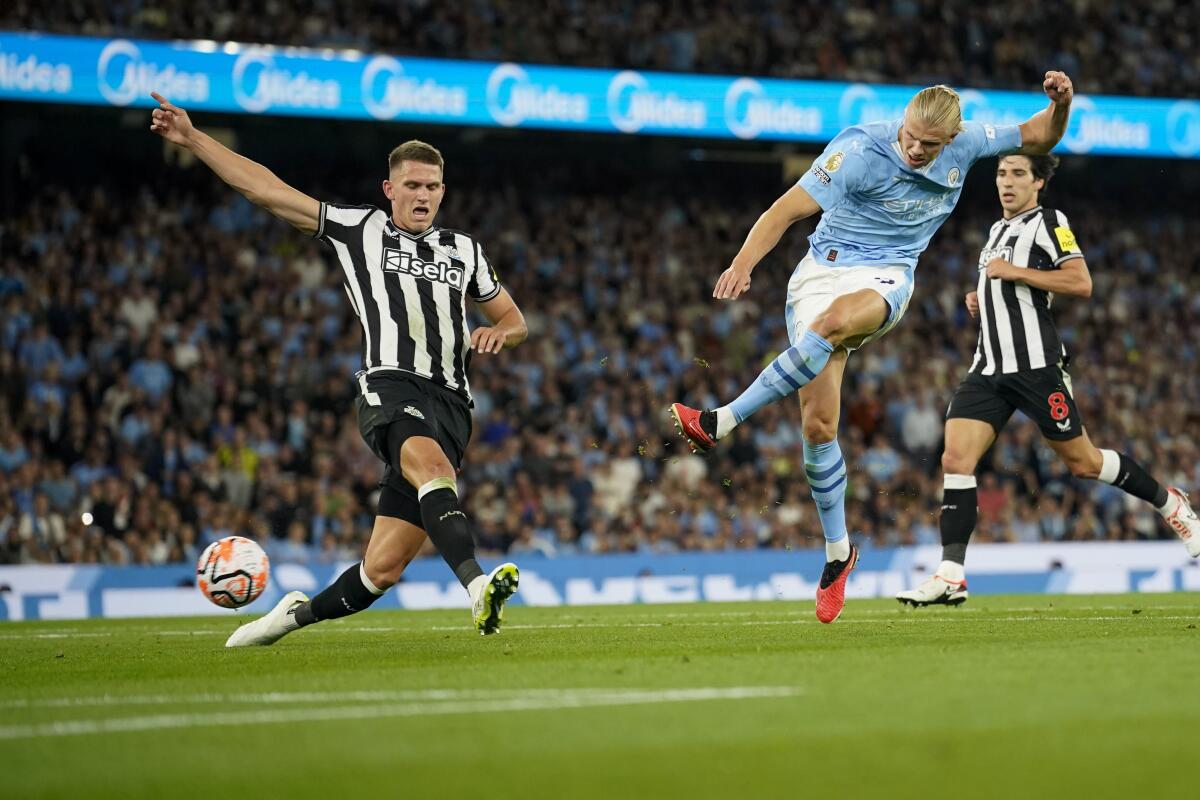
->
[713,266,752,300]
[965,291,979,319]
[1042,71,1073,105]
[148,91,196,146]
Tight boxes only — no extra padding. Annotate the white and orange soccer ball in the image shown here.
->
[196,536,270,608]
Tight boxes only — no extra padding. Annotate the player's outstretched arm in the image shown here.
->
[714,183,821,300]
[1018,71,1073,155]
[148,92,320,235]
[472,289,528,354]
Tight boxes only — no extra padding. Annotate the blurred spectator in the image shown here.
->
[128,339,173,403]
[15,492,67,561]
[901,391,943,458]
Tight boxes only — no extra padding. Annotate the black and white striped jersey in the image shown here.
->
[315,202,502,402]
[969,205,1083,375]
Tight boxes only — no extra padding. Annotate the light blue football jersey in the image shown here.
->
[797,119,1022,273]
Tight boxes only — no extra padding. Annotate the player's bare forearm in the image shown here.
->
[474,289,527,352]
[985,258,1092,298]
[185,129,320,234]
[1018,103,1070,154]
[716,184,819,299]
[1018,71,1073,154]
[731,185,821,273]
[183,128,270,199]
[490,306,528,348]
[1013,262,1091,297]
[730,208,791,273]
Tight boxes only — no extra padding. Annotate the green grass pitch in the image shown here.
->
[3,594,1199,799]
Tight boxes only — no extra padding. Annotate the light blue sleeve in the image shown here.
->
[959,120,1023,163]
[797,139,870,211]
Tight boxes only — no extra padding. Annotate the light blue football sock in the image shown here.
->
[804,438,849,559]
[721,329,834,428]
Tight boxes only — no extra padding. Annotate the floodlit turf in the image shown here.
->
[3,595,1199,799]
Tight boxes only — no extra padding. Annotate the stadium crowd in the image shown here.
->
[3,0,1197,97]
[1,153,1197,567]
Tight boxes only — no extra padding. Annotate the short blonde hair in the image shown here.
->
[907,85,965,135]
[388,140,444,174]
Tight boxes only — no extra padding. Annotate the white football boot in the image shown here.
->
[471,563,520,635]
[896,574,969,607]
[225,590,309,648]
[1162,488,1200,558]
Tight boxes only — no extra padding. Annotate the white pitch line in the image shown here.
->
[0,607,956,638]
[0,687,723,709]
[0,686,803,740]
[1,609,1196,641]
[429,613,1200,632]
[0,632,116,640]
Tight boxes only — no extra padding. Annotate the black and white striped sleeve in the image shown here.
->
[1034,209,1084,267]
[468,241,502,302]
[313,202,377,245]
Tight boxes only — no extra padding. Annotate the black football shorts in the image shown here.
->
[354,371,472,527]
[946,363,1083,441]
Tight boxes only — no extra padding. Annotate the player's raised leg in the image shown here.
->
[897,418,996,607]
[226,516,425,647]
[671,290,888,453]
[1048,432,1200,557]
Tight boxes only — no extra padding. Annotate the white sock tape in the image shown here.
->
[1098,449,1121,485]
[359,561,385,596]
[944,473,977,491]
[417,476,457,500]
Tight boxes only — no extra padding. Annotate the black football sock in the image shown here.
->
[419,478,485,588]
[940,475,978,565]
[294,562,385,627]
[1098,449,1169,508]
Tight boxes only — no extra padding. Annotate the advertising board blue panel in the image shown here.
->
[3,33,1198,157]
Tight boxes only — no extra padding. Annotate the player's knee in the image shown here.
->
[399,439,454,487]
[1064,449,1102,480]
[941,449,975,477]
[810,310,849,345]
[802,417,837,444]
[363,559,402,591]
[406,462,454,489]
[363,551,414,590]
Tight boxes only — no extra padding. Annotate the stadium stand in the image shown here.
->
[1,137,1197,565]
[2,0,1197,97]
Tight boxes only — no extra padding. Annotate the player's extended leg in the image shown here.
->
[226,515,426,647]
[671,290,888,452]
[802,351,850,560]
[795,351,858,623]
[897,418,996,607]
[399,435,520,634]
[1047,431,1200,557]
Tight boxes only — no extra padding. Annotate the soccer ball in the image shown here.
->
[196,536,270,608]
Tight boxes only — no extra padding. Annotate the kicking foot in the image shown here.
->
[669,403,717,453]
[473,563,520,635]
[225,590,308,648]
[1163,488,1200,558]
[815,545,858,624]
[896,574,969,607]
